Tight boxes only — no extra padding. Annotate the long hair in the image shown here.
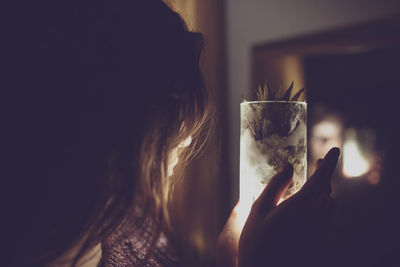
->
[2,1,212,265]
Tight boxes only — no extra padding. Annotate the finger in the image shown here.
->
[253,163,294,214]
[298,147,340,198]
[307,147,339,188]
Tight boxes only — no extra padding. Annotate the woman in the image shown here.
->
[2,1,339,266]
[4,1,210,265]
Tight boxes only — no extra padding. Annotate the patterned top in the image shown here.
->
[99,223,179,267]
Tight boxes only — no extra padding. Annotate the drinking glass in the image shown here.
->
[240,101,307,207]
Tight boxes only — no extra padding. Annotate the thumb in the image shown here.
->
[252,163,294,215]
[297,147,340,200]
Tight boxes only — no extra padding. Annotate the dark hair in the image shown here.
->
[2,1,212,265]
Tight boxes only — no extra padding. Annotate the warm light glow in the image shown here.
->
[235,196,286,234]
[179,135,192,148]
[240,101,307,224]
[168,135,192,176]
[235,200,251,233]
[239,124,301,211]
[367,170,380,185]
[239,130,269,210]
[342,129,370,177]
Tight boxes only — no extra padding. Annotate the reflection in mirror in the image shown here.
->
[251,16,400,266]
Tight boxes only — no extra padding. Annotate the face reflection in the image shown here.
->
[309,117,344,177]
[311,119,343,160]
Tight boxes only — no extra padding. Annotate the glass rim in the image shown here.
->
[241,100,307,105]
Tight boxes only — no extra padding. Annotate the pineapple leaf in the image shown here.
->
[282,81,294,101]
[256,82,269,101]
[291,88,305,101]
[254,81,306,102]
[266,81,274,101]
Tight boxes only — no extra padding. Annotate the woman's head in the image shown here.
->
[4,0,211,265]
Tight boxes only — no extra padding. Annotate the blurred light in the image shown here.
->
[367,170,380,185]
[179,135,192,148]
[235,200,251,233]
[342,129,370,177]
[191,229,206,254]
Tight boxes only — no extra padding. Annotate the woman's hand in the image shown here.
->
[217,147,340,267]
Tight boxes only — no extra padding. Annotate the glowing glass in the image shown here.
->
[240,101,307,208]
